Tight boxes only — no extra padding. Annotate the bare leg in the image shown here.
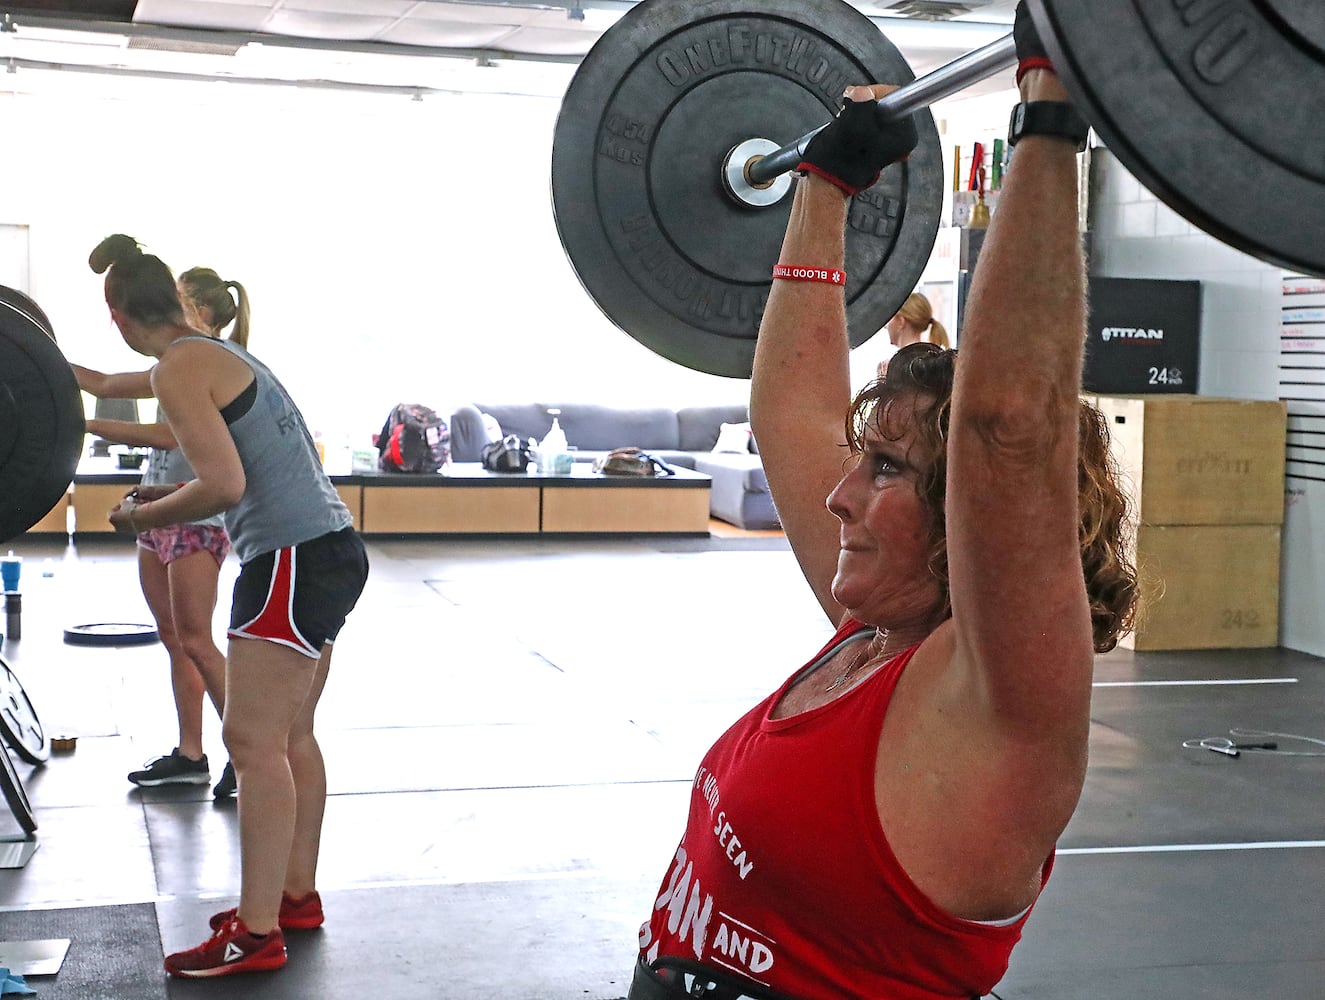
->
[166,549,227,719]
[223,636,318,934]
[284,644,332,897]
[138,547,205,760]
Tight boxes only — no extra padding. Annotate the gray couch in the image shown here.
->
[448,402,779,530]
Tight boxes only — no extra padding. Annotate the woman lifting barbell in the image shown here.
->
[89,234,368,979]
[633,5,1137,998]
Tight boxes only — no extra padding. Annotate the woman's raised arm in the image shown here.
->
[944,36,1095,733]
[751,86,919,623]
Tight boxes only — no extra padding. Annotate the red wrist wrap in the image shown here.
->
[773,264,847,286]
[1016,57,1057,85]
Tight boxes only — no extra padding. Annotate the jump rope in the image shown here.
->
[1181,728,1325,759]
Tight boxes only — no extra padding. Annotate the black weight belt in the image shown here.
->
[629,957,795,1000]
[629,956,987,1000]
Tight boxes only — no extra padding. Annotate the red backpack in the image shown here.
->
[377,403,450,473]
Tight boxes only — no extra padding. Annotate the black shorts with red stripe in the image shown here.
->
[229,526,368,658]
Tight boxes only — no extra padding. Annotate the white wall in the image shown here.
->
[1086,148,1324,657]
[1086,148,1284,400]
[3,78,757,457]
[8,72,1027,452]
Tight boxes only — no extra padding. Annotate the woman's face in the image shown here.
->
[826,395,944,630]
[177,281,214,334]
[885,313,906,345]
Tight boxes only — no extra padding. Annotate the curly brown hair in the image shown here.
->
[845,341,1137,652]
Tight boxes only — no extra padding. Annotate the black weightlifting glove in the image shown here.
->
[1014,1,1056,83]
[797,96,919,196]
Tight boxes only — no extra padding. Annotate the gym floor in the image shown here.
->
[2,530,1324,999]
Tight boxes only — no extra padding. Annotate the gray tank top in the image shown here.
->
[141,446,225,531]
[177,336,351,563]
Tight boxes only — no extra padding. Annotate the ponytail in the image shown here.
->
[225,281,251,348]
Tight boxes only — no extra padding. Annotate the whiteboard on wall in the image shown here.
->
[0,224,30,291]
[1279,272,1325,656]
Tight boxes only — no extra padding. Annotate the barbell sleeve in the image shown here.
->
[744,32,1018,187]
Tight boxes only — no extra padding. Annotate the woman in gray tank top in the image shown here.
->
[87,235,368,980]
[70,269,252,798]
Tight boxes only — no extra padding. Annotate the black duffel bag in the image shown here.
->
[480,434,534,473]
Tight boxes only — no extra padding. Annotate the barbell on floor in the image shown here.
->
[551,0,1325,377]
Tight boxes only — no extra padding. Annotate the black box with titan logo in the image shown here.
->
[1083,277,1202,394]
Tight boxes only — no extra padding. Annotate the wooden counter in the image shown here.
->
[39,459,710,538]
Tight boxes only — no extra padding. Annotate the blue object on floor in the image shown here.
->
[0,969,35,996]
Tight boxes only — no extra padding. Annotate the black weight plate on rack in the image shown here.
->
[552,0,943,378]
[0,742,36,836]
[1030,0,1325,277]
[0,285,55,341]
[63,622,160,646]
[0,299,84,544]
[0,655,48,765]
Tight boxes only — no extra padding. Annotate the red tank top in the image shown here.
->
[639,619,1052,1000]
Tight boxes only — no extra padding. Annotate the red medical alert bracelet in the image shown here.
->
[772,264,846,286]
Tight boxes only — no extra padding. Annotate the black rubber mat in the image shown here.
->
[0,903,166,1000]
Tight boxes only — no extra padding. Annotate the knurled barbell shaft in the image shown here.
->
[744,32,1017,187]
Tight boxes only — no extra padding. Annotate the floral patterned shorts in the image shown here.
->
[137,523,231,567]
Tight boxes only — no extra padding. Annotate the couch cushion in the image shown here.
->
[448,404,493,463]
[695,453,778,529]
[694,453,769,492]
[677,404,751,451]
[712,421,754,454]
[473,403,555,444]
[546,404,679,451]
[472,403,681,452]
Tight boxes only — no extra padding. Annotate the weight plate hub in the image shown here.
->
[0,293,84,544]
[1032,0,1325,277]
[553,0,943,378]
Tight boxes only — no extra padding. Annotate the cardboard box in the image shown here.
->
[1093,395,1287,526]
[1122,523,1281,651]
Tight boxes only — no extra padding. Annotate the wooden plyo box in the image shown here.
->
[1093,395,1287,527]
[1122,523,1281,651]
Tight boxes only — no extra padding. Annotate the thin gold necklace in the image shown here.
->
[825,639,876,693]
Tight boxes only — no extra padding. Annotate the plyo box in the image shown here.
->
[1092,395,1287,527]
[1123,523,1281,651]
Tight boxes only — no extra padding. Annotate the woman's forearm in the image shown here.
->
[128,479,238,530]
[72,364,155,399]
[86,419,178,450]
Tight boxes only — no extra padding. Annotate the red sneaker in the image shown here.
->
[209,890,324,932]
[164,917,286,978]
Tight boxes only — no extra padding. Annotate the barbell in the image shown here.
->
[2,0,1324,539]
[552,0,1325,377]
